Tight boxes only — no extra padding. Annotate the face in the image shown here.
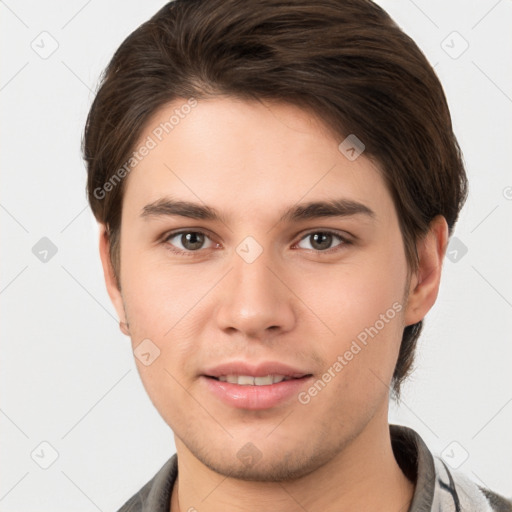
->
[101,97,436,482]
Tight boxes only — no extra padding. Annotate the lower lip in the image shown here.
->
[201,376,313,410]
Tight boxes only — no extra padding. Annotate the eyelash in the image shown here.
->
[161,229,352,257]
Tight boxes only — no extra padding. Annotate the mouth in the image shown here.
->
[201,374,314,410]
[204,374,312,385]
[200,361,314,409]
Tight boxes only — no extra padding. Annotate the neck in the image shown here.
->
[170,409,415,512]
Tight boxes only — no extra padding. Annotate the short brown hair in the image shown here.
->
[82,0,468,400]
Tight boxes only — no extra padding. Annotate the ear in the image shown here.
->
[403,215,449,327]
[98,223,130,336]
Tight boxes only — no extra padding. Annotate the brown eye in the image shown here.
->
[296,231,349,252]
[164,231,215,254]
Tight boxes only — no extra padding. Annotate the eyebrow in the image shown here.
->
[140,197,375,224]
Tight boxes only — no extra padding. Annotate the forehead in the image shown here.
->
[121,97,394,225]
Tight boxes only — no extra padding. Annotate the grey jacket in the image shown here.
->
[116,424,512,511]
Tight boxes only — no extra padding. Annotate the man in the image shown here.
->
[83,0,512,510]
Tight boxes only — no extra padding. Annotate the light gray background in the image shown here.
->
[1,1,511,510]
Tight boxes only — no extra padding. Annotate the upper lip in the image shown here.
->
[202,361,312,379]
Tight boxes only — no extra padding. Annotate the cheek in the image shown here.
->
[119,256,205,415]
[119,227,197,327]
[119,246,218,390]
[306,248,406,336]
[306,245,407,386]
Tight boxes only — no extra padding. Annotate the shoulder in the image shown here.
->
[115,454,178,512]
[389,424,511,512]
[432,456,512,512]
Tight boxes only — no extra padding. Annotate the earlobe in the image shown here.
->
[403,215,449,327]
[119,321,130,336]
[98,224,130,335]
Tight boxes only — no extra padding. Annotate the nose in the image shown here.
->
[214,245,297,339]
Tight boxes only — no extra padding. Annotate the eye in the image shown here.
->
[295,230,350,253]
[163,230,217,255]
[162,229,351,257]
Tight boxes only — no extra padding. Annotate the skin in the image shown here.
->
[99,97,448,512]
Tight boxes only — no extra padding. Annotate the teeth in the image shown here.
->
[217,375,291,385]
[255,375,274,385]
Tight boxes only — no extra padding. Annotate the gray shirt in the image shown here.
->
[116,424,512,512]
